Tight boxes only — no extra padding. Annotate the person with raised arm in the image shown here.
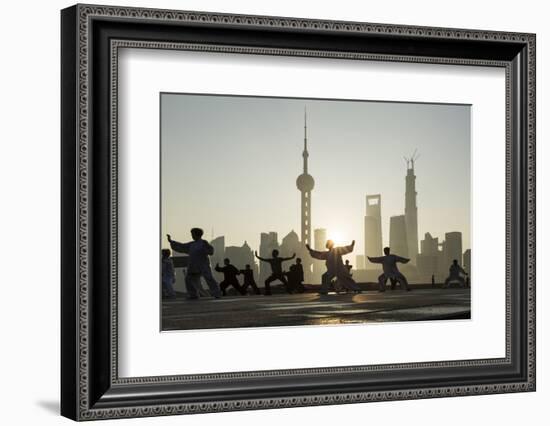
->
[254,249,295,295]
[306,239,361,295]
[167,228,221,299]
[367,246,411,292]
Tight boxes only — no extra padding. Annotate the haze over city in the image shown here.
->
[160,93,471,258]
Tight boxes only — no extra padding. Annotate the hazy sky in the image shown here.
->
[161,93,471,255]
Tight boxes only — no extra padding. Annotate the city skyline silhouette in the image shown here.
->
[161,93,471,260]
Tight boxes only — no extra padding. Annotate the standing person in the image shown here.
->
[337,259,354,293]
[444,259,468,288]
[306,239,361,294]
[255,250,295,295]
[344,260,353,275]
[285,258,305,293]
[367,247,411,292]
[161,249,176,299]
[240,264,261,295]
[215,259,246,296]
[167,228,221,299]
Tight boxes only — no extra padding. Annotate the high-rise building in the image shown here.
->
[355,255,366,270]
[364,194,383,267]
[280,230,301,259]
[404,156,419,264]
[389,215,408,258]
[259,232,279,284]
[295,108,315,282]
[463,249,471,277]
[417,232,440,279]
[313,228,327,283]
[443,231,463,270]
[420,232,439,256]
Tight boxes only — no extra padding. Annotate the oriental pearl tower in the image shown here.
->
[296,108,315,248]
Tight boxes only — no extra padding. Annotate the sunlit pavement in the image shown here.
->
[161,288,471,331]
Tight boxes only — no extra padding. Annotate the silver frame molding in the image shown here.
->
[61,3,536,421]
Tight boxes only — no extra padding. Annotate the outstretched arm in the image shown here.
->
[395,256,410,264]
[336,241,355,256]
[167,235,191,254]
[307,246,328,260]
[367,256,384,264]
[254,251,268,262]
[282,253,296,261]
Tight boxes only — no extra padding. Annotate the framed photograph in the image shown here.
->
[61,4,536,421]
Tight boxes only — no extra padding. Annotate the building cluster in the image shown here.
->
[416,232,471,281]
[355,154,471,282]
[189,111,470,286]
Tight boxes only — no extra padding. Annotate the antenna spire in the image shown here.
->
[303,107,309,173]
[404,149,420,170]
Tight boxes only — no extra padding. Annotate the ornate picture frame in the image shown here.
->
[61,4,535,420]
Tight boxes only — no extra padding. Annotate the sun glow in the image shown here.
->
[327,230,348,246]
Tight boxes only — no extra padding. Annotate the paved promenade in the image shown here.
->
[161,288,471,331]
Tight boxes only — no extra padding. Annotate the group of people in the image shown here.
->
[214,254,306,296]
[161,227,468,299]
[162,228,307,299]
[254,250,305,295]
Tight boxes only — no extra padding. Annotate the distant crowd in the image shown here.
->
[162,227,468,300]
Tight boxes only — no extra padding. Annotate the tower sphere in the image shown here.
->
[296,173,315,192]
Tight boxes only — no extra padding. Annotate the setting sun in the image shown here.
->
[327,230,348,246]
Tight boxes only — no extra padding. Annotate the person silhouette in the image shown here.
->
[344,260,353,276]
[255,249,295,295]
[306,240,361,294]
[215,258,246,296]
[368,247,410,292]
[167,228,222,299]
[239,264,261,295]
[285,257,305,293]
[161,249,176,299]
[444,259,467,288]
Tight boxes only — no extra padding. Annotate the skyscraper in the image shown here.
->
[463,249,471,277]
[417,232,440,280]
[355,255,366,270]
[313,228,327,283]
[389,215,409,258]
[443,231,463,269]
[280,230,301,259]
[404,155,419,264]
[296,108,315,282]
[296,108,315,248]
[364,194,383,267]
[420,232,439,256]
